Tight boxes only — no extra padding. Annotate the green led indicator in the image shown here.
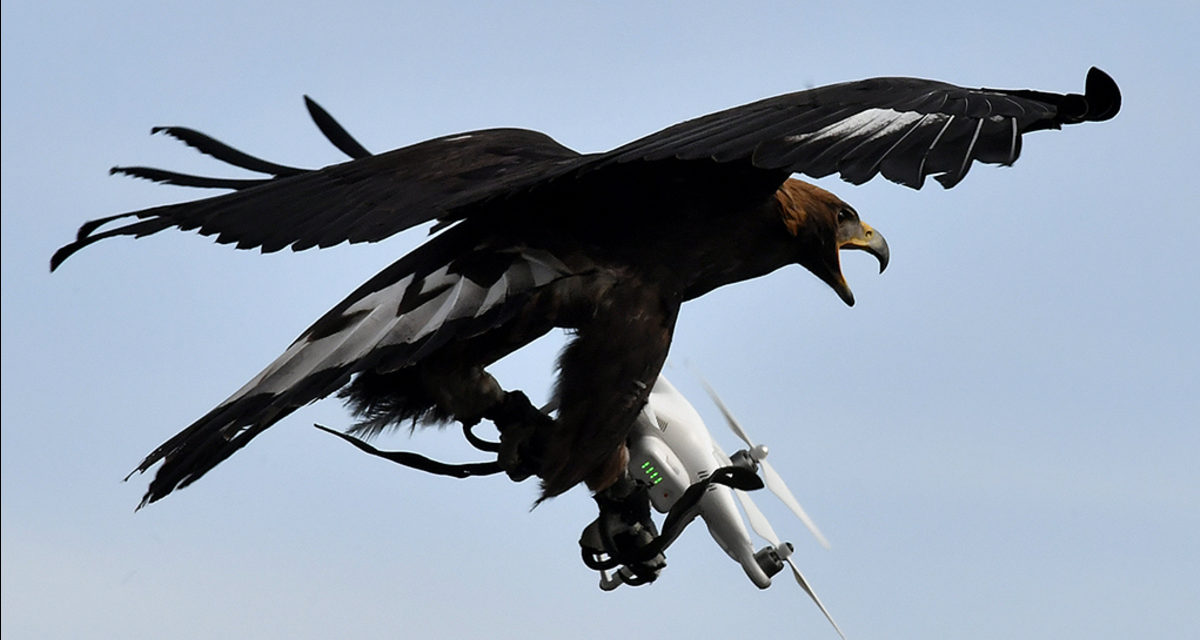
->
[641,461,664,485]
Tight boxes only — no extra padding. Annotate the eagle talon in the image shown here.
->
[581,474,666,587]
[483,391,556,482]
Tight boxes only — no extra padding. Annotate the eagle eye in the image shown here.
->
[837,208,857,223]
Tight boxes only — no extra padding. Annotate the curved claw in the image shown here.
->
[484,390,555,482]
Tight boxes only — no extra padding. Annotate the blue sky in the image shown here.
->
[3,1,1197,638]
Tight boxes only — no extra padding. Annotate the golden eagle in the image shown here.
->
[51,68,1119,505]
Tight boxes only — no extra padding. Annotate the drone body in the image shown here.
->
[583,375,844,637]
[628,376,777,587]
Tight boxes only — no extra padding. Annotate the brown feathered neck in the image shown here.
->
[774,178,844,237]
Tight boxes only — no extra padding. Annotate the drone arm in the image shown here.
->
[641,466,763,561]
[701,486,772,588]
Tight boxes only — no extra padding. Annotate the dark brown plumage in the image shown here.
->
[51,68,1119,505]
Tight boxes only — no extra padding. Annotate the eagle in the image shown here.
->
[51,68,1119,507]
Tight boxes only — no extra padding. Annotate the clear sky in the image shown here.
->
[3,1,1197,638]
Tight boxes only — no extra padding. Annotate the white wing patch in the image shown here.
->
[384,275,486,346]
[347,274,413,316]
[479,272,510,317]
[221,250,571,404]
[858,112,940,179]
[471,248,569,319]
[418,264,458,295]
[783,108,934,147]
[232,275,416,398]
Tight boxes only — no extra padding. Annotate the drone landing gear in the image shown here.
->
[579,465,763,590]
[580,475,665,589]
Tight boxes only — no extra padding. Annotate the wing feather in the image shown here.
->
[149,125,308,176]
[303,95,372,160]
[53,69,1119,271]
[606,68,1118,188]
[130,239,575,505]
[837,113,932,185]
[52,124,588,270]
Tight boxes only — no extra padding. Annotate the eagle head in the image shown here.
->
[776,178,889,306]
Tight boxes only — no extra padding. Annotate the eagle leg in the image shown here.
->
[413,359,558,481]
[579,474,665,587]
[483,389,557,482]
[541,283,682,497]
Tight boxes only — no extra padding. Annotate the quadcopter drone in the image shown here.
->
[319,374,845,639]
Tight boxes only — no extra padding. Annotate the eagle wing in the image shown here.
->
[598,67,1120,188]
[132,230,582,506]
[50,102,590,270]
[51,69,1118,271]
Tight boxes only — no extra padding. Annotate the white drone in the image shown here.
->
[318,375,844,638]
[579,376,845,638]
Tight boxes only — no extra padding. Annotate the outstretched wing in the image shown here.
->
[131,230,579,506]
[50,100,589,270]
[597,67,1120,188]
[53,68,1118,269]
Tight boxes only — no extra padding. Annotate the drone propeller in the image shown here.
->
[782,547,847,640]
[729,486,845,639]
[733,484,779,545]
[699,379,831,549]
[725,475,844,637]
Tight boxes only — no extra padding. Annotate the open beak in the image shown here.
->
[829,223,890,306]
[829,276,857,307]
[842,222,890,274]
